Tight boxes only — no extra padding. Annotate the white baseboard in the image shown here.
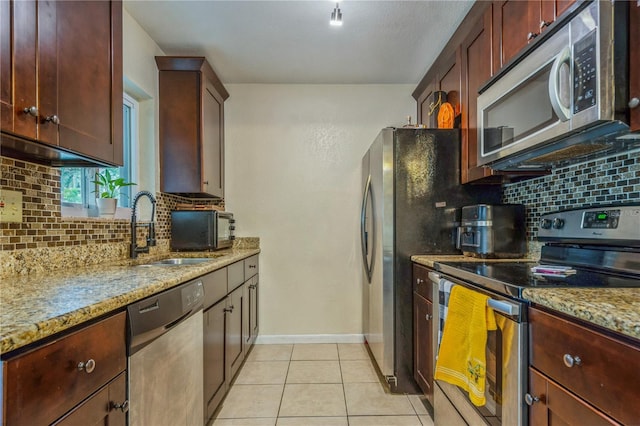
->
[254,334,365,344]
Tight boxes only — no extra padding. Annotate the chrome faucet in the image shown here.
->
[131,191,157,259]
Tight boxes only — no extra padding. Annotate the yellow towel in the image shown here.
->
[434,285,497,406]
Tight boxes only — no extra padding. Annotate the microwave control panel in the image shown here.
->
[573,30,597,114]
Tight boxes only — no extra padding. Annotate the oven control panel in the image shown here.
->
[582,210,620,229]
[538,205,640,245]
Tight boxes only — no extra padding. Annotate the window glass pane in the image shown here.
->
[60,168,84,204]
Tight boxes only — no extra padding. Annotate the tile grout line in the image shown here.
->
[274,345,295,422]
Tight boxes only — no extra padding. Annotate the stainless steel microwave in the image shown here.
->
[170,210,235,251]
[477,1,639,171]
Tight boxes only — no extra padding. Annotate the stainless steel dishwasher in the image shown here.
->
[127,278,204,426]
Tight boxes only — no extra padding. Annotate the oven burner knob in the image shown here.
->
[552,218,565,229]
[540,218,552,229]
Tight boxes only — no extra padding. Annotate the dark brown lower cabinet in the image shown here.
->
[528,368,619,426]
[54,372,127,426]
[413,292,433,404]
[204,298,228,422]
[226,285,244,381]
[413,263,434,406]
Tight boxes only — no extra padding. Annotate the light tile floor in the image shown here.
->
[212,343,434,426]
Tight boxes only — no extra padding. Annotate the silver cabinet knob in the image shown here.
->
[527,32,539,41]
[77,358,96,373]
[23,106,39,117]
[425,314,433,321]
[44,114,60,125]
[525,393,540,405]
[563,354,582,368]
[629,97,640,109]
[539,20,552,30]
[111,400,129,412]
[416,278,424,284]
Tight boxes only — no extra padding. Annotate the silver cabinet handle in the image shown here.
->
[527,32,538,41]
[416,278,424,285]
[44,114,60,125]
[111,400,129,412]
[23,106,39,117]
[563,354,582,368]
[525,393,540,405]
[203,181,209,185]
[539,20,552,30]
[629,97,640,109]
[425,314,432,321]
[77,359,96,373]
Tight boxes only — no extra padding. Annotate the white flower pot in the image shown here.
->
[96,198,118,218]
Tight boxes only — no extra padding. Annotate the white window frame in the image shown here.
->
[60,93,139,218]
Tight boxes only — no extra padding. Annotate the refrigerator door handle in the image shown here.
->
[361,174,373,283]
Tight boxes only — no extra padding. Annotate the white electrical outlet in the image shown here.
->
[0,189,23,223]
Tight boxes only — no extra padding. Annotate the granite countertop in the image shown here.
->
[410,254,537,268]
[411,254,640,342]
[523,288,640,341]
[0,248,260,356]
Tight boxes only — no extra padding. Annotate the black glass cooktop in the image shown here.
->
[435,261,640,299]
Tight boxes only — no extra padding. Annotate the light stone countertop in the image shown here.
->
[411,254,640,342]
[0,249,259,356]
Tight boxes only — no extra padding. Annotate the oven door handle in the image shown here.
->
[487,298,520,316]
[428,271,520,316]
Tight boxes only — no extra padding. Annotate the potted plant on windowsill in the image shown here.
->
[92,169,136,218]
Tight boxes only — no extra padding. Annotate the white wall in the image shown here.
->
[122,9,165,198]
[225,84,415,340]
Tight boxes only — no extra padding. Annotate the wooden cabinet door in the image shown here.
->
[202,78,224,198]
[528,368,620,426]
[630,1,640,131]
[249,276,259,345]
[38,0,123,164]
[416,78,436,127]
[226,285,244,380]
[204,299,227,423]
[413,292,433,405]
[461,7,495,184]
[493,0,540,70]
[54,372,127,426]
[1,0,38,138]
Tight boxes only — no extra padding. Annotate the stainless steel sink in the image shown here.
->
[135,257,215,267]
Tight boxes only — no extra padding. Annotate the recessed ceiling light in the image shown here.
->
[330,2,343,26]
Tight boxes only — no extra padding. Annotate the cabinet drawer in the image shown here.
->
[3,312,126,426]
[244,255,259,279]
[228,260,245,292]
[413,263,432,301]
[203,267,227,309]
[529,308,640,425]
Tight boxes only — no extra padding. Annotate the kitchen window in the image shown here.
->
[60,94,138,216]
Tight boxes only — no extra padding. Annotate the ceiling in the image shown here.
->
[124,0,474,85]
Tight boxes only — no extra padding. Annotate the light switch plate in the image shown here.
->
[0,189,23,223]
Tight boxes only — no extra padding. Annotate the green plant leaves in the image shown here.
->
[92,169,136,199]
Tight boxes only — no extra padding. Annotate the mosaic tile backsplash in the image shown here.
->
[1,156,224,273]
[503,148,640,243]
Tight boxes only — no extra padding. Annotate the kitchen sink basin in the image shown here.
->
[135,257,215,267]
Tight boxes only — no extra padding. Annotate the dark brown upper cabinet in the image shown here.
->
[0,0,123,167]
[156,56,229,198]
[492,0,577,71]
[630,2,640,131]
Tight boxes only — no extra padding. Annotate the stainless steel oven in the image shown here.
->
[428,271,527,426]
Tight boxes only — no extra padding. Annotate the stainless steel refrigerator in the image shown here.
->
[360,128,501,394]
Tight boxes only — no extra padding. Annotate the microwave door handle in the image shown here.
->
[548,46,572,122]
